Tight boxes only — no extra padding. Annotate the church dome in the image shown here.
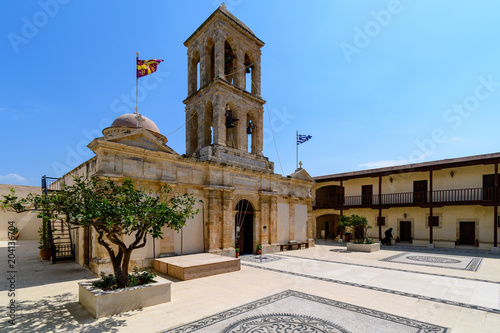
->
[102,112,168,144]
[110,113,160,134]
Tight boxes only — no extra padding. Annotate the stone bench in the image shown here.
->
[280,242,309,251]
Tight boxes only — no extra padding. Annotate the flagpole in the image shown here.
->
[296,131,298,170]
[135,52,139,114]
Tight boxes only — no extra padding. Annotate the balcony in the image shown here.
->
[314,187,500,210]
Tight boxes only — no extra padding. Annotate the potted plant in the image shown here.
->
[339,215,379,252]
[256,244,262,255]
[11,226,19,240]
[455,238,460,245]
[474,239,479,246]
[38,224,51,261]
[235,248,240,258]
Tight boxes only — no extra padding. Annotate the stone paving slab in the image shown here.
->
[2,240,500,332]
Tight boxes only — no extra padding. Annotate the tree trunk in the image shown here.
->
[117,249,133,288]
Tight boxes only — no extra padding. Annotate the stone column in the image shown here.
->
[306,198,314,247]
[213,95,226,146]
[214,33,225,79]
[254,210,262,250]
[222,190,234,249]
[253,52,262,96]
[235,47,245,89]
[259,196,269,246]
[199,45,207,87]
[237,108,247,152]
[270,196,278,244]
[207,189,221,251]
[256,108,264,156]
[197,104,205,151]
[289,198,298,242]
[187,51,196,96]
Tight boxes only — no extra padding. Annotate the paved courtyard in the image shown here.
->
[1,240,500,332]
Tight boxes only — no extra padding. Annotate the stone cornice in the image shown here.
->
[183,78,265,105]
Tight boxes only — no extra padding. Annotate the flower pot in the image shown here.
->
[235,252,239,258]
[79,279,171,318]
[256,249,262,255]
[13,233,19,240]
[39,248,51,261]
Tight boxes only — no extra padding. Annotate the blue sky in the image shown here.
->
[2,0,500,186]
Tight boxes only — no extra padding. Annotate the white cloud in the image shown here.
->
[0,173,28,184]
[358,159,414,169]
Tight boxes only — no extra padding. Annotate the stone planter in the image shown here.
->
[346,242,380,252]
[79,279,171,318]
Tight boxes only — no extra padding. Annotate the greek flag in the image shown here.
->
[297,134,312,145]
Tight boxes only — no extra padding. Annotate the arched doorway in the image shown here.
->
[235,199,254,254]
[316,214,340,240]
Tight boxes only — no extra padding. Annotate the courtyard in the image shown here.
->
[2,240,500,332]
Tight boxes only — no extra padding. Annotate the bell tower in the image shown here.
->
[183,3,273,172]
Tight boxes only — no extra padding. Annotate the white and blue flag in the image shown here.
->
[297,134,312,145]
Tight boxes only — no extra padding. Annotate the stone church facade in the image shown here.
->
[55,4,314,274]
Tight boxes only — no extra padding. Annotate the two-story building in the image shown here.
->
[312,153,500,251]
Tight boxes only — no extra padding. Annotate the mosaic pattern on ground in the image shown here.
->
[381,252,482,271]
[223,314,348,333]
[239,254,284,263]
[164,290,449,333]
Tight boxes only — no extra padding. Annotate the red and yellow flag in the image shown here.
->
[137,58,163,78]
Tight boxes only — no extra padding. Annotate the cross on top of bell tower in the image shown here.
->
[182,5,274,173]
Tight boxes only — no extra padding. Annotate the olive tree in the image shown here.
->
[3,177,199,288]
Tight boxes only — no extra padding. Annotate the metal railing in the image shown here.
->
[315,187,499,209]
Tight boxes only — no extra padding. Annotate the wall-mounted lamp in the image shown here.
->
[403,213,407,219]
[450,171,454,178]
[263,225,267,232]
[389,177,393,183]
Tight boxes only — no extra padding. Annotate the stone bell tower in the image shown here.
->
[183,3,273,172]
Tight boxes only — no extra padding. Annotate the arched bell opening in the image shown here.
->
[225,101,239,148]
[224,41,236,84]
[235,199,254,254]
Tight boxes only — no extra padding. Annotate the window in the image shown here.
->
[428,216,439,227]
[377,216,385,226]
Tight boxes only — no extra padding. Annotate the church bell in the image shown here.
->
[225,105,239,128]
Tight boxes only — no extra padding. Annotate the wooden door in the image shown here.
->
[242,213,253,254]
[362,185,373,205]
[460,222,475,245]
[483,174,495,200]
[413,180,428,203]
[400,221,412,241]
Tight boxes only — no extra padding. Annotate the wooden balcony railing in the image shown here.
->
[314,187,499,209]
